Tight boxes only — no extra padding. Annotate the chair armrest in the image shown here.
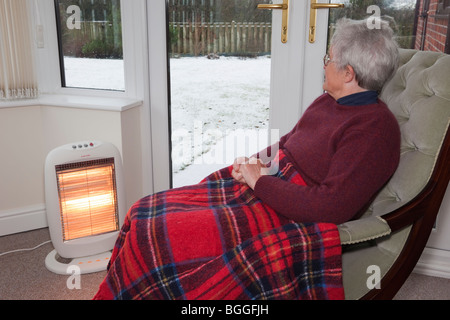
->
[338,216,391,245]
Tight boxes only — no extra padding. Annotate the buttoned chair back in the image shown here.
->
[338,49,450,299]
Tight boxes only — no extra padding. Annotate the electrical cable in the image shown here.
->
[0,240,52,258]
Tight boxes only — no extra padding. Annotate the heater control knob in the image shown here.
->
[71,142,96,150]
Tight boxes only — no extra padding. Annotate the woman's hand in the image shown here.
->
[232,157,248,184]
[232,157,269,190]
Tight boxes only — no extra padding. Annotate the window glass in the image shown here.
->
[55,0,124,91]
[328,0,450,54]
[328,0,418,50]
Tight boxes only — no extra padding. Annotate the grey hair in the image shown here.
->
[330,18,399,92]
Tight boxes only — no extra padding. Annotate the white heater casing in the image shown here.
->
[44,141,126,262]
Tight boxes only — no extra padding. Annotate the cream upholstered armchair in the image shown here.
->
[337,49,450,300]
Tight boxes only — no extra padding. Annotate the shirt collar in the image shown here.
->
[337,91,379,106]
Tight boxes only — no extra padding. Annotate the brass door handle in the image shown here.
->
[311,3,345,9]
[309,0,344,43]
[258,0,289,44]
[258,4,288,10]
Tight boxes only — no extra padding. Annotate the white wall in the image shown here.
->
[0,106,45,211]
[0,104,144,236]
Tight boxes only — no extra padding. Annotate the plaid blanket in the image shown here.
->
[94,151,344,300]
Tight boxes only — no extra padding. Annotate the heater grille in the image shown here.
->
[56,158,120,242]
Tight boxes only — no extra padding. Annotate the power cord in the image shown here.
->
[0,240,52,258]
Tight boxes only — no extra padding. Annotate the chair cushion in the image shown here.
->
[341,49,450,299]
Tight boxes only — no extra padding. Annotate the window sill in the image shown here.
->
[0,94,142,112]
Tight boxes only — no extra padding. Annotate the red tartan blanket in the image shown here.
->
[94,151,344,300]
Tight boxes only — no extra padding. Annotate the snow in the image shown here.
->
[64,56,272,187]
[169,56,272,186]
[64,57,125,91]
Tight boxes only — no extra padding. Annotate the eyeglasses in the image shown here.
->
[323,54,333,67]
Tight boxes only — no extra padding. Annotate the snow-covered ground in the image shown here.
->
[169,56,272,185]
[64,56,272,187]
[64,57,125,91]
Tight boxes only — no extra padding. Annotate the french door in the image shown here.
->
[148,0,319,191]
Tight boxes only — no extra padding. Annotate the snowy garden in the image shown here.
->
[64,55,272,186]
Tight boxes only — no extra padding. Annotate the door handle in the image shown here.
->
[311,3,345,9]
[309,0,344,43]
[258,0,289,44]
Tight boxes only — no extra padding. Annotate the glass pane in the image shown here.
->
[327,0,450,53]
[55,0,124,91]
[168,0,273,187]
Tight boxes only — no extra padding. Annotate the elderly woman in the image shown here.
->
[95,18,400,300]
[233,18,400,224]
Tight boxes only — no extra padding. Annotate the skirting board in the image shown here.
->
[2,205,450,280]
[414,247,450,279]
[0,204,48,237]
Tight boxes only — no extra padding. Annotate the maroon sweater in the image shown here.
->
[254,93,401,224]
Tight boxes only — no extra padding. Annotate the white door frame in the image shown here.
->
[147,1,172,192]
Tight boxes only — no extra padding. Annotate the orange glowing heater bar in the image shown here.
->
[56,158,120,242]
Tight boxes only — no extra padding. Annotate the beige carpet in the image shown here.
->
[0,228,105,300]
[1,228,449,300]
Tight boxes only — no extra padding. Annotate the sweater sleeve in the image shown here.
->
[253,129,400,224]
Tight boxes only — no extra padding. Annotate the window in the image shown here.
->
[0,0,38,100]
[54,0,124,91]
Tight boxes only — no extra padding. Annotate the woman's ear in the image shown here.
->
[343,65,357,83]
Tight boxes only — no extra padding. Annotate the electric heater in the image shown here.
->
[44,141,126,275]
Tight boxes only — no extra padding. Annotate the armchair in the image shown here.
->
[338,49,450,299]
